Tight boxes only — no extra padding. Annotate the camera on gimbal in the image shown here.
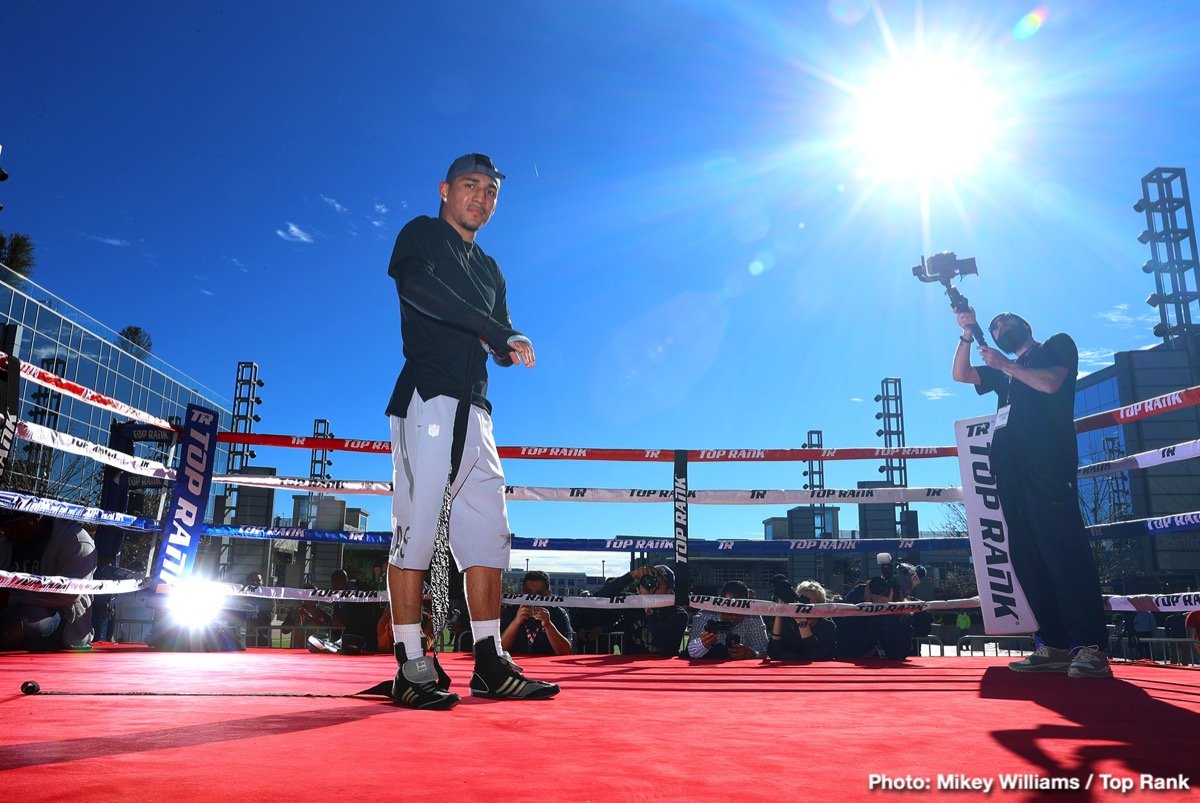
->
[912,252,977,285]
[911,251,986,344]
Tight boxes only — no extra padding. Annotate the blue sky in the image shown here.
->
[3,1,1199,576]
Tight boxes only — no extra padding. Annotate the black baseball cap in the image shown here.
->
[445,153,506,184]
[653,564,676,590]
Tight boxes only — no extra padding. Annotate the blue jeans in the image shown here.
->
[0,604,64,650]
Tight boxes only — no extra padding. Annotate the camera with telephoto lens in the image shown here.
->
[772,573,810,604]
[637,572,660,592]
[704,618,734,634]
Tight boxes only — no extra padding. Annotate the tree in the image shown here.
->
[931,501,968,537]
[118,325,153,355]
[0,230,36,279]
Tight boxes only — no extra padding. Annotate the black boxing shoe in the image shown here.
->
[391,645,459,710]
[469,636,560,700]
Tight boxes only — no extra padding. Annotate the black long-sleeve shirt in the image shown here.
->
[766,617,836,661]
[385,215,523,416]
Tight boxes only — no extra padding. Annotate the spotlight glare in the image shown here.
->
[167,578,228,629]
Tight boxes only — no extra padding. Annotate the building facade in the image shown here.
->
[1076,336,1200,592]
[0,264,233,567]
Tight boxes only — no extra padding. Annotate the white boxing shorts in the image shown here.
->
[388,393,512,571]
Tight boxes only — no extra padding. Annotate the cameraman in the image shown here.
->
[835,576,911,661]
[597,564,687,657]
[952,308,1110,679]
[500,570,573,656]
[767,578,836,662]
[686,580,767,660]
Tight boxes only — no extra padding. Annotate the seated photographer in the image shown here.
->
[500,570,573,656]
[834,576,912,661]
[280,585,333,649]
[596,564,688,657]
[0,511,97,651]
[766,578,836,662]
[686,580,767,660]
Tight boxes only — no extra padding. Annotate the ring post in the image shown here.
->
[673,449,689,606]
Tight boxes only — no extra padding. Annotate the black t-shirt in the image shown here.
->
[385,215,515,417]
[976,333,1079,479]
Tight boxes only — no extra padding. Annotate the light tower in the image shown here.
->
[1136,167,1199,345]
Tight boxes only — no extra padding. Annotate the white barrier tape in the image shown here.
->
[0,569,150,596]
[1104,593,1200,613]
[507,486,963,504]
[0,353,176,430]
[16,420,175,479]
[1078,438,1200,478]
[10,569,1196,618]
[688,594,979,618]
[212,474,392,495]
[207,475,964,504]
[193,583,390,603]
[503,592,675,610]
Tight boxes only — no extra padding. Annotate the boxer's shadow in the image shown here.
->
[979,666,1199,783]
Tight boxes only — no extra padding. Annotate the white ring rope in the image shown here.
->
[1077,437,1200,478]
[0,352,176,430]
[209,473,961,505]
[17,420,174,479]
[3,572,1197,618]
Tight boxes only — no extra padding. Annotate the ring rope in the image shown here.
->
[0,352,176,430]
[209,473,962,505]
[0,489,159,531]
[4,571,1197,618]
[1077,437,1200,478]
[17,420,173,478]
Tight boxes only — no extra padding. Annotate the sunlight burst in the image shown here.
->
[847,54,1005,184]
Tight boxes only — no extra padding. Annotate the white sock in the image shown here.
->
[393,623,424,661]
[470,619,502,654]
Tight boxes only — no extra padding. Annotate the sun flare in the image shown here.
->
[847,54,1006,184]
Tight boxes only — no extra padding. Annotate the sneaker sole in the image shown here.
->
[1068,667,1113,679]
[1008,663,1070,673]
[469,678,560,700]
[391,691,461,710]
[469,687,560,700]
